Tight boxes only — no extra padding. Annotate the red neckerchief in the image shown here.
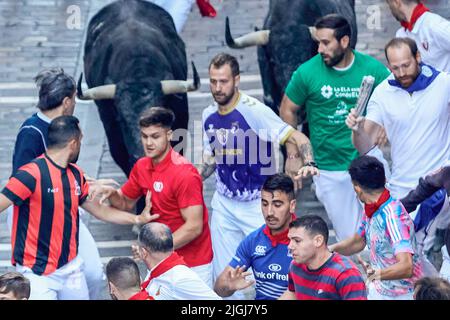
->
[400,3,430,31]
[196,0,216,17]
[140,252,187,290]
[262,213,296,247]
[128,291,154,300]
[364,189,391,219]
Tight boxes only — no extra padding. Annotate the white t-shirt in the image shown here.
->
[396,12,450,72]
[145,264,222,300]
[366,72,450,198]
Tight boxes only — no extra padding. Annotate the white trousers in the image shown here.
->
[313,170,362,242]
[210,192,264,299]
[192,262,213,289]
[440,246,450,282]
[7,208,104,300]
[78,212,105,300]
[17,255,89,300]
[149,0,195,32]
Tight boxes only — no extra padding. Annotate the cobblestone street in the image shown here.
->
[0,0,449,299]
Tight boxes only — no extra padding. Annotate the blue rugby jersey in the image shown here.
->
[229,224,292,300]
[203,92,294,201]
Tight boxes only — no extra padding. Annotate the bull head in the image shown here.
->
[225,17,317,49]
[77,62,200,100]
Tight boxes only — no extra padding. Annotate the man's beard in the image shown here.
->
[394,65,421,88]
[322,48,346,67]
[69,150,80,163]
[213,90,235,106]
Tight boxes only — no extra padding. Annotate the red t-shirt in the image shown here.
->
[121,149,213,267]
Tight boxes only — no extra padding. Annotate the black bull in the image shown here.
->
[78,0,198,176]
[226,0,357,112]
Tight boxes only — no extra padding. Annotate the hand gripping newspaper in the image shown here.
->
[352,75,375,131]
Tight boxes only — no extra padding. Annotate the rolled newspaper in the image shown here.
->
[352,75,375,130]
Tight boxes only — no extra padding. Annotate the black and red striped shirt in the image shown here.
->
[1,153,89,275]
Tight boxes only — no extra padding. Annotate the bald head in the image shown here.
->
[138,222,173,253]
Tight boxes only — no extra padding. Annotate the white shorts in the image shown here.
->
[17,255,89,300]
[191,262,213,289]
[8,208,104,300]
[440,245,450,282]
[313,170,362,242]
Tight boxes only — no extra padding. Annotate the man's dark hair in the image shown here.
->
[414,277,450,300]
[0,272,31,299]
[139,107,175,129]
[262,173,295,200]
[34,68,76,111]
[47,115,81,149]
[105,257,141,291]
[348,156,386,192]
[384,37,419,63]
[139,223,173,253]
[289,215,329,244]
[209,53,240,77]
[315,14,352,42]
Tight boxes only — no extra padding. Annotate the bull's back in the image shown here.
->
[85,0,175,51]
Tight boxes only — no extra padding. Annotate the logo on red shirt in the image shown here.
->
[153,181,164,192]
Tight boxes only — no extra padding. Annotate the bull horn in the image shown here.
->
[161,61,200,95]
[225,17,270,48]
[77,73,116,100]
[309,26,318,41]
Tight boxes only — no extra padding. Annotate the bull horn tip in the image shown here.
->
[225,16,237,48]
[77,73,84,99]
[191,61,200,90]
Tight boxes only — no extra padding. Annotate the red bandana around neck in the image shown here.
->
[263,213,296,247]
[128,291,154,300]
[400,3,430,31]
[140,252,187,290]
[364,189,391,219]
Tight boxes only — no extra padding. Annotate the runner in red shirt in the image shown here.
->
[94,107,213,287]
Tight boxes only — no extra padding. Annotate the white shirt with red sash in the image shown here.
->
[141,252,221,300]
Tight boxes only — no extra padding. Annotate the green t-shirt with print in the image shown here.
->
[285,51,389,171]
